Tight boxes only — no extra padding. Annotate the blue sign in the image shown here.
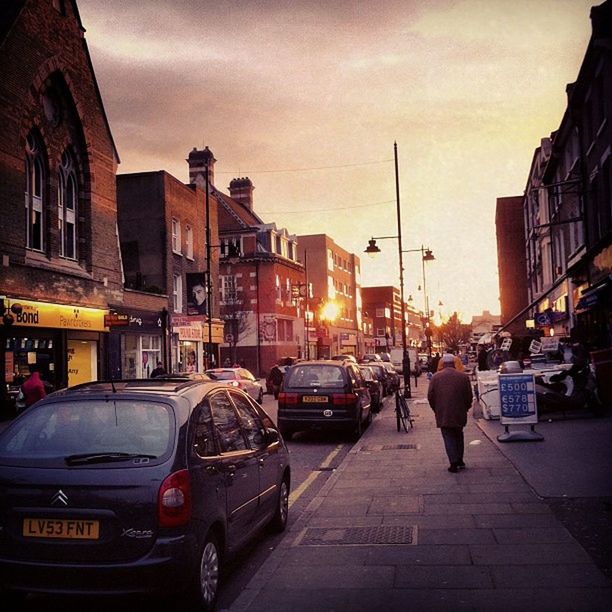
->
[498,373,538,425]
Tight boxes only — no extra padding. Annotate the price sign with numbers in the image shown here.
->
[498,373,538,425]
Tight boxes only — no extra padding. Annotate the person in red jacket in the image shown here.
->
[21,366,47,408]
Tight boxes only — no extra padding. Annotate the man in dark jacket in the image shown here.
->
[427,353,473,473]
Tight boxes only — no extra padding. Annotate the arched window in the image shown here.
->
[25,132,46,252]
[58,149,78,259]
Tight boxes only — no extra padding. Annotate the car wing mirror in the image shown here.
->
[265,428,281,445]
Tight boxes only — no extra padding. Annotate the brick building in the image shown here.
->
[361,286,423,354]
[0,0,124,400]
[297,235,362,359]
[495,196,528,335]
[116,170,222,375]
[188,147,305,377]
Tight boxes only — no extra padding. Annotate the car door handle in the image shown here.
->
[258,458,265,467]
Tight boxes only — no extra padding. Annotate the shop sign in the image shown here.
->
[174,325,203,341]
[499,373,538,425]
[104,313,130,327]
[7,299,107,332]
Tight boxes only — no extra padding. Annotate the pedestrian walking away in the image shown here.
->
[427,353,473,473]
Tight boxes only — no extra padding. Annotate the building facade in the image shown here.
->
[188,147,305,377]
[297,235,362,359]
[496,196,529,335]
[116,169,223,374]
[361,286,424,355]
[0,0,124,406]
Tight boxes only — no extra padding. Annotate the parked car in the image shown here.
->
[359,365,383,413]
[361,353,382,362]
[382,362,400,393]
[161,372,214,381]
[365,362,392,396]
[205,367,264,403]
[0,379,290,611]
[277,360,371,440]
[330,354,357,363]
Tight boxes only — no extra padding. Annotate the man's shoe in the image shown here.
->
[448,464,459,473]
[457,461,466,469]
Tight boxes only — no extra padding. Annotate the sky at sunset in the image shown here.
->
[77,0,595,321]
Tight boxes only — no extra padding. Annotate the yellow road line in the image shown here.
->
[288,444,344,507]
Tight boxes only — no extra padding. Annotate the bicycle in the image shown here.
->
[395,387,414,432]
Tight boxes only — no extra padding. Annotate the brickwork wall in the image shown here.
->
[0,0,123,307]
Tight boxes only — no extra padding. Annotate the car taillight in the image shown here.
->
[278,392,298,405]
[158,469,192,528]
[332,393,357,406]
[231,380,240,387]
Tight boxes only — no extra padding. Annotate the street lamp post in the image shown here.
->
[203,158,241,367]
[364,142,411,398]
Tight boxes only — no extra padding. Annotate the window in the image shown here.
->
[220,274,237,303]
[191,403,218,458]
[275,234,282,254]
[210,392,247,453]
[172,218,181,254]
[230,392,265,450]
[25,132,46,252]
[58,150,77,260]
[221,237,241,258]
[173,274,183,312]
[185,225,193,259]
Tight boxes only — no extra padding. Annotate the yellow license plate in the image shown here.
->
[23,518,100,540]
[303,396,328,403]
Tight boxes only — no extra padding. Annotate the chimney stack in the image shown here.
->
[187,146,216,188]
[229,177,254,210]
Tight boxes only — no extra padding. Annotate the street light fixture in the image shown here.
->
[402,245,435,356]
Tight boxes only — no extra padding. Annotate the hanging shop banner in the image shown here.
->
[6,299,107,332]
[498,373,538,425]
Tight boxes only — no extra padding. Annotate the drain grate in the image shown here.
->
[360,444,419,451]
[299,525,415,546]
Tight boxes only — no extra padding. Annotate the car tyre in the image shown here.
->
[257,389,264,404]
[269,474,290,532]
[184,531,221,612]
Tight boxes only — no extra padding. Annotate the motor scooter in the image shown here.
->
[535,362,601,416]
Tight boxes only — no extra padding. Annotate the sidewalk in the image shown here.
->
[231,379,612,611]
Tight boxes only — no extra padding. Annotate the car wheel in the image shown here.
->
[188,532,221,612]
[257,389,264,404]
[366,407,373,426]
[269,473,290,532]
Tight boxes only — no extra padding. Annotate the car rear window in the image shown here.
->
[0,400,172,461]
[284,365,345,389]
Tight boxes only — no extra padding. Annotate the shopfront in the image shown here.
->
[106,308,168,379]
[172,315,225,371]
[2,298,107,392]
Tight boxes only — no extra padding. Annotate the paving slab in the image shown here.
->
[230,380,612,611]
